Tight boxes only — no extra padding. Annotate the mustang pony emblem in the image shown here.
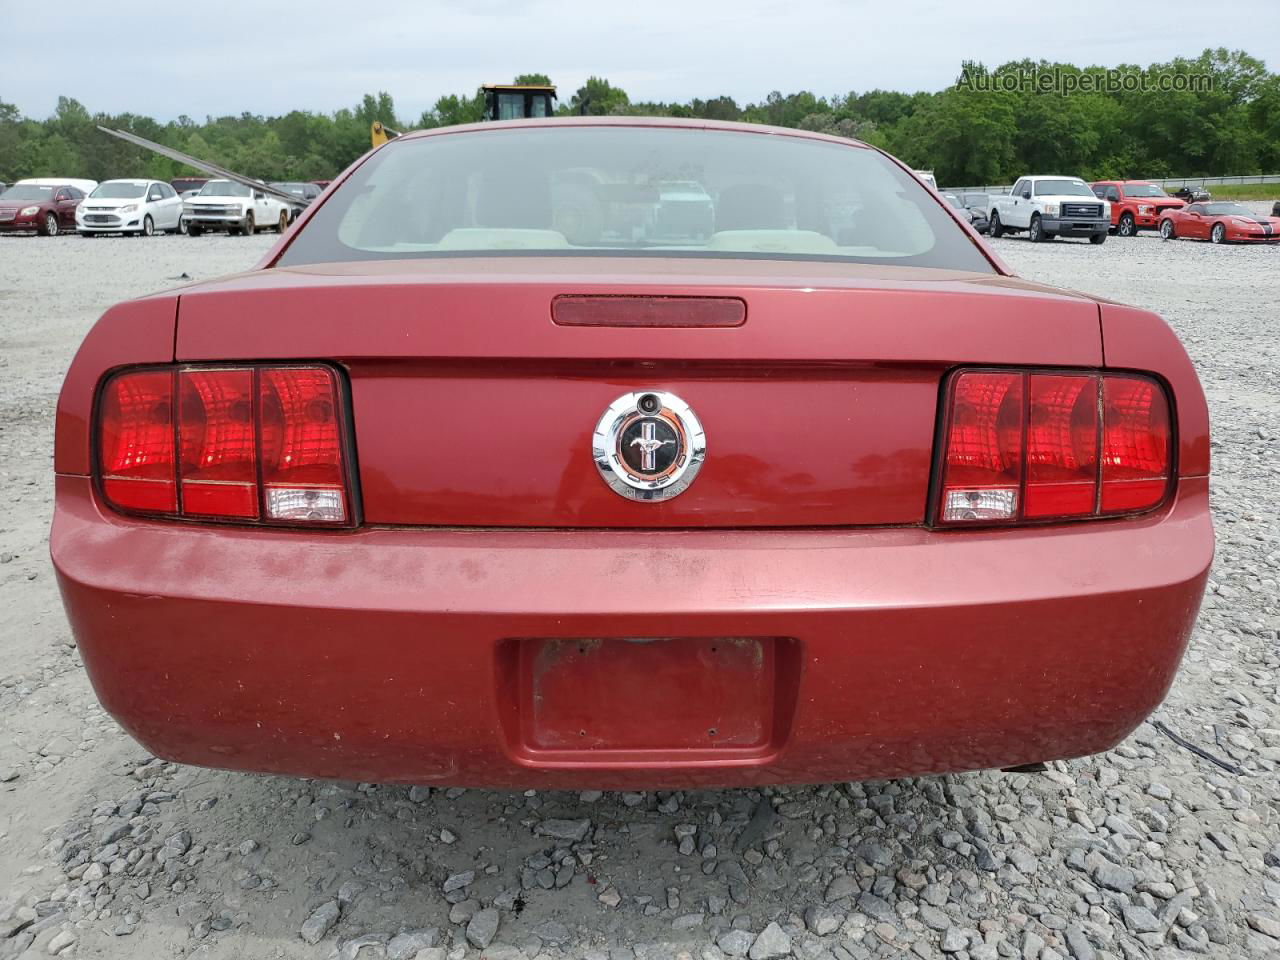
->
[629,424,676,471]
[592,391,707,502]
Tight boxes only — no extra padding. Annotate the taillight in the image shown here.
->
[99,371,176,513]
[936,369,1170,526]
[97,365,353,527]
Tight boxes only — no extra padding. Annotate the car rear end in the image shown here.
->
[51,121,1212,788]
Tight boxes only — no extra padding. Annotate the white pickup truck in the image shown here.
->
[987,175,1110,244]
[182,179,292,237]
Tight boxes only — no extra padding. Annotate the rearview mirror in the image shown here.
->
[1021,190,1032,200]
[254,191,264,200]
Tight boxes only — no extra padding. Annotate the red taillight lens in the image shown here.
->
[259,368,348,523]
[937,369,1171,526]
[938,372,1023,523]
[97,365,352,527]
[1101,376,1170,513]
[1025,374,1098,518]
[179,369,258,519]
[99,371,176,513]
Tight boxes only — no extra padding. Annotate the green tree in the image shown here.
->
[568,77,629,115]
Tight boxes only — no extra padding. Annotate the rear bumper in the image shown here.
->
[1041,217,1109,237]
[52,474,1212,788]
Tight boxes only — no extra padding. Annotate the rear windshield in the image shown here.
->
[91,182,147,199]
[278,125,994,272]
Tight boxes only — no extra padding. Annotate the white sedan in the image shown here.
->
[76,179,185,236]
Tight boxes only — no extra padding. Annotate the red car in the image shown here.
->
[0,181,87,235]
[52,118,1213,789]
[1091,180,1185,236]
[1159,201,1280,244]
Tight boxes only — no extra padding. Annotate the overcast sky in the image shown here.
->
[8,0,1280,122]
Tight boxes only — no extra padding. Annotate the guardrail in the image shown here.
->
[943,174,1280,193]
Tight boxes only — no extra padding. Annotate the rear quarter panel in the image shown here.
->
[1101,302,1210,478]
[54,295,178,476]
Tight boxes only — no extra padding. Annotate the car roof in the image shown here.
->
[101,179,151,185]
[19,177,98,189]
[395,115,873,151]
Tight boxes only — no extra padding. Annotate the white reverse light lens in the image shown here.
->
[265,487,346,523]
[942,488,1018,523]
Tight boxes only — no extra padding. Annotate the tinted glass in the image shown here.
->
[197,180,252,198]
[3,185,54,201]
[1121,183,1168,198]
[1034,179,1094,197]
[1202,202,1252,216]
[279,126,994,272]
[91,182,148,199]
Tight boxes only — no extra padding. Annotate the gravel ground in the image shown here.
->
[0,224,1278,960]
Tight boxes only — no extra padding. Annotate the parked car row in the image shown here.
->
[0,176,310,237]
[945,175,1278,247]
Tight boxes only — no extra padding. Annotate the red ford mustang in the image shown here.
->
[1159,201,1280,243]
[52,118,1212,789]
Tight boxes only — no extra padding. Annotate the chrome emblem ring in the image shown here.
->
[593,391,706,501]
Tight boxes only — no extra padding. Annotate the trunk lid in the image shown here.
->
[175,259,1102,528]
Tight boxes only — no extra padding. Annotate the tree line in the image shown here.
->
[2,49,1277,188]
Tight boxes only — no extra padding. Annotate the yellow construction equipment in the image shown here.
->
[369,84,556,149]
[482,84,557,122]
[370,121,399,147]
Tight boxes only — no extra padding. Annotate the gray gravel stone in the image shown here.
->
[466,908,499,949]
[1121,904,1160,933]
[1063,924,1096,960]
[718,929,755,957]
[299,900,340,944]
[534,818,592,842]
[442,870,474,893]
[804,904,840,936]
[748,921,792,959]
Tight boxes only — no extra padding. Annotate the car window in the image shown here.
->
[1185,205,1202,215]
[68,187,84,199]
[55,190,70,202]
[1106,187,1120,202]
[91,182,147,199]
[197,180,252,198]
[1121,183,1168,198]
[1012,180,1027,196]
[279,126,996,272]
[1202,202,1251,216]
[1092,185,1107,198]
[1034,179,1094,197]
[2,185,54,201]
[148,184,164,201]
